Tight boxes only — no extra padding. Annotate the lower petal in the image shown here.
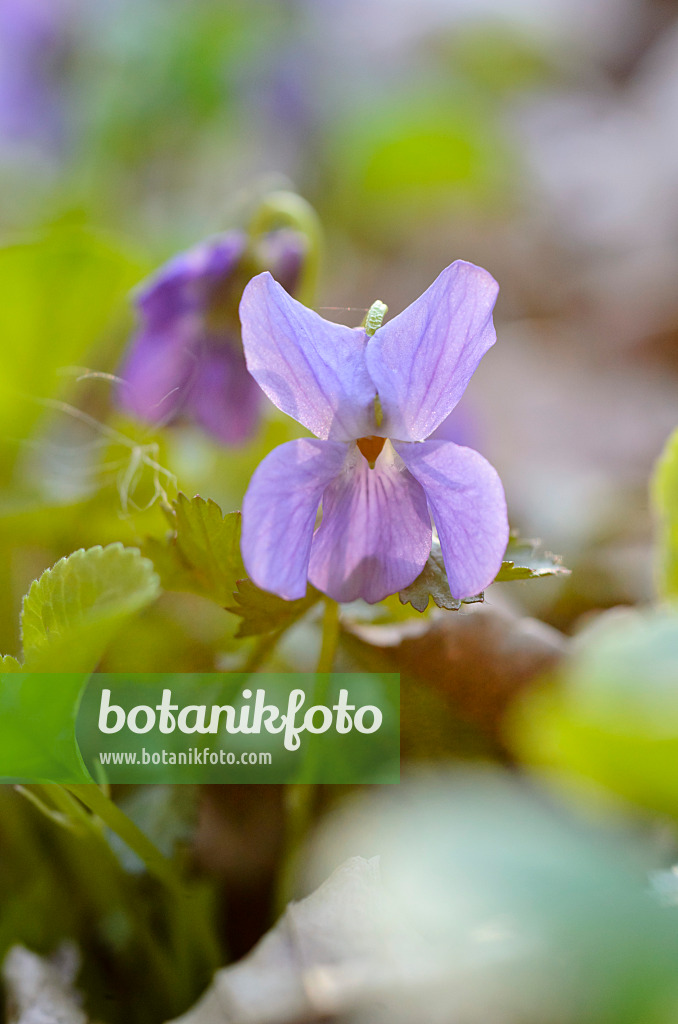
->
[394,439,508,599]
[185,341,262,445]
[308,442,431,604]
[242,439,348,601]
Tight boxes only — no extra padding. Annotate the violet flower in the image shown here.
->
[116,228,305,445]
[240,261,509,604]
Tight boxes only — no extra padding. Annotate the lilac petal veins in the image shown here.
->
[308,443,432,604]
[394,440,509,599]
[241,438,348,600]
[185,343,262,445]
[366,261,499,442]
[240,272,376,441]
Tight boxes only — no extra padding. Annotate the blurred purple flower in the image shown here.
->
[0,0,72,151]
[116,229,305,445]
[240,262,509,604]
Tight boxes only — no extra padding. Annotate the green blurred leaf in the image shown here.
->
[0,225,143,478]
[0,672,92,783]
[450,24,549,92]
[330,90,510,239]
[226,579,320,639]
[510,607,678,819]
[652,426,678,599]
[143,494,244,605]
[0,656,21,673]
[21,543,161,672]
[495,537,570,582]
[398,539,484,612]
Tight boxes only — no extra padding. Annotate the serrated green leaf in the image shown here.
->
[398,535,568,613]
[143,494,244,605]
[494,538,570,583]
[21,543,161,672]
[0,545,160,783]
[227,579,321,638]
[399,540,484,613]
[652,426,678,599]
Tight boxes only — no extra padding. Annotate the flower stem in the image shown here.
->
[276,598,341,912]
[243,627,286,672]
[316,596,340,674]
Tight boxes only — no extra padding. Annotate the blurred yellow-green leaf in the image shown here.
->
[509,607,678,819]
[652,426,678,600]
[0,225,144,481]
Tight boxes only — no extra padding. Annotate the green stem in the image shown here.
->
[276,598,340,912]
[316,597,340,674]
[65,783,221,994]
[64,783,182,893]
[243,627,286,672]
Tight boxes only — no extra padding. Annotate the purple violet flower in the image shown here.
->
[116,228,305,445]
[239,261,509,604]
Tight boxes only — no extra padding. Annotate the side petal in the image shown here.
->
[308,442,432,604]
[184,341,262,445]
[240,272,377,441]
[116,321,199,424]
[242,438,348,601]
[394,440,508,599]
[366,261,499,441]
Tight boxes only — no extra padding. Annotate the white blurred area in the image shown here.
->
[299,769,678,1024]
[513,17,678,330]
[309,0,639,61]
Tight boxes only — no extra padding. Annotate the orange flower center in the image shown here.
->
[356,436,386,464]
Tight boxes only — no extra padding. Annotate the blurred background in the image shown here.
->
[2,0,677,632]
[1,1,678,1022]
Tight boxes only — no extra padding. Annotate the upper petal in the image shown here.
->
[308,441,432,604]
[240,272,377,441]
[394,439,508,599]
[136,232,246,331]
[366,261,499,441]
[241,438,348,600]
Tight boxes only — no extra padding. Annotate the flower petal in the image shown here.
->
[116,322,199,424]
[118,232,248,424]
[136,232,246,331]
[242,438,348,600]
[366,261,499,441]
[184,341,262,445]
[240,272,377,441]
[394,440,508,599]
[308,442,432,604]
